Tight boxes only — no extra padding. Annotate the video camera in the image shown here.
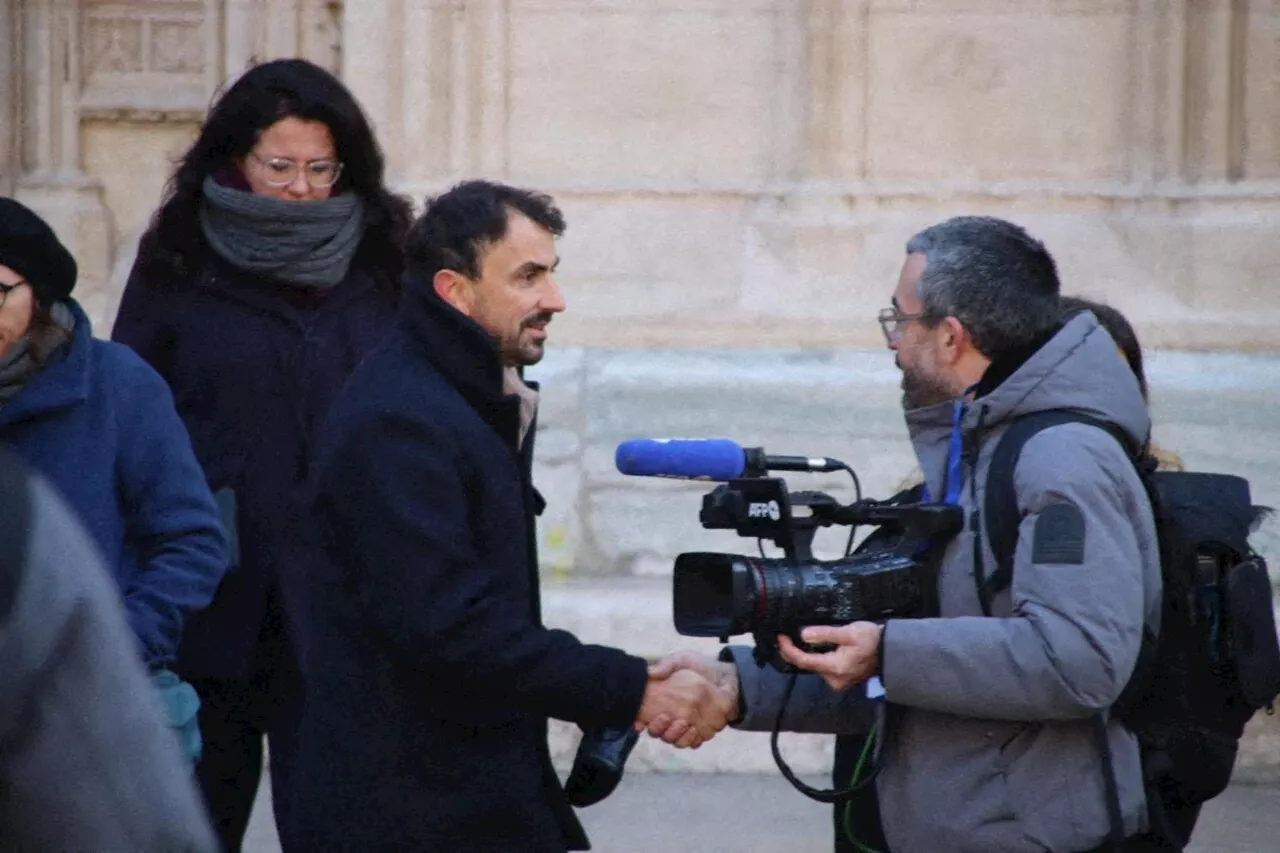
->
[563,437,963,809]
[620,437,963,669]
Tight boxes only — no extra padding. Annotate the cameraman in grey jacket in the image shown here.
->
[649,216,1161,853]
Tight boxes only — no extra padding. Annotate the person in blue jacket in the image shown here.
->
[0,195,227,764]
[111,58,413,852]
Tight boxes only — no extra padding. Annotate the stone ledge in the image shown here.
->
[543,579,1280,781]
[546,316,1280,353]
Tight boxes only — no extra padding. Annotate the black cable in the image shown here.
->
[839,462,863,503]
[769,671,883,804]
[839,463,863,556]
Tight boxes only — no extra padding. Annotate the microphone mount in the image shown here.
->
[741,447,849,478]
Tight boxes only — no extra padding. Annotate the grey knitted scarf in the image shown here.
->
[0,300,75,411]
[199,175,365,288]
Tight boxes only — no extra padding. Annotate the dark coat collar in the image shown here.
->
[399,274,525,446]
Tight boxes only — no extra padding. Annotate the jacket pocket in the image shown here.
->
[992,723,1036,825]
[1000,722,1096,852]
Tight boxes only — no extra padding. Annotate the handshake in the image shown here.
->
[564,622,886,807]
[561,650,738,808]
[561,651,736,808]
[636,620,885,748]
[636,652,739,748]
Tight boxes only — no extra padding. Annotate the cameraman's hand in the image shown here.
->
[778,622,883,692]
[635,656,736,748]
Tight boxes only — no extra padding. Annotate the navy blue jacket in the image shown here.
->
[112,254,397,677]
[281,280,649,852]
[0,299,227,669]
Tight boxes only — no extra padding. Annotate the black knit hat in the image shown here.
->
[0,197,78,304]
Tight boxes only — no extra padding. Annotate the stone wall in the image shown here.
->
[340,0,1280,352]
[2,2,1276,347]
[525,345,1280,579]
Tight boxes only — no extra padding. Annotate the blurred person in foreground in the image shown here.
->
[0,445,218,853]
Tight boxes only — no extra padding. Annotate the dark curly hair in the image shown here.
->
[134,58,412,288]
[405,180,566,282]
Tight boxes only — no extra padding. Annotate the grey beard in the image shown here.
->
[901,368,954,410]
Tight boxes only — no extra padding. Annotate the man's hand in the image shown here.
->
[778,622,883,692]
[636,652,738,748]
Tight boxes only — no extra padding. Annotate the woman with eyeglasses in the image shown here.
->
[112,57,412,853]
[0,197,228,768]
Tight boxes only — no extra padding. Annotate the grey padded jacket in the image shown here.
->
[732,312,1161,853]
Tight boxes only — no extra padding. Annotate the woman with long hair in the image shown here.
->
[112,57,412,852]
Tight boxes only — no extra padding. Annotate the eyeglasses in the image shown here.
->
[877,306,925,345]
[0,279,27,309]
[248,151,344,189]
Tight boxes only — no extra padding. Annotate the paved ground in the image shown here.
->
[244,774,1279,852]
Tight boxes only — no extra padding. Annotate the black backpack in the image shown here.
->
[981,410,1280,851]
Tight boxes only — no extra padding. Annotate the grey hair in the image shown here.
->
[905,216,1061,358]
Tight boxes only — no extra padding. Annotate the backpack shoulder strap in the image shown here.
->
[980,409,1134,612]
[980,409,1146,853]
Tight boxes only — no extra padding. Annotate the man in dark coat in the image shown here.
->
[282,180,732,852]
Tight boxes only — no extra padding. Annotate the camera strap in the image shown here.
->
[979,409,1137,610]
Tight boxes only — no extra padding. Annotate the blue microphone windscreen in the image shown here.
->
[614,439,745,480]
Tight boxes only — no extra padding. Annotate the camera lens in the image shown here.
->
[673,553,756,637]
[674,550,924,639]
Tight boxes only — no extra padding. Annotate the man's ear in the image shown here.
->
[433,269,474,317]
[938,316,968,365]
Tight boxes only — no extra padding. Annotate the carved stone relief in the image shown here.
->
[86,14,145,75]
[299,0,343,74]
[80,1,215,121]
[226,0,343,78]
[151,18,206,74]
[76,1,342,123]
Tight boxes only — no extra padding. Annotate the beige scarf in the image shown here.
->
[503,367,540,449]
